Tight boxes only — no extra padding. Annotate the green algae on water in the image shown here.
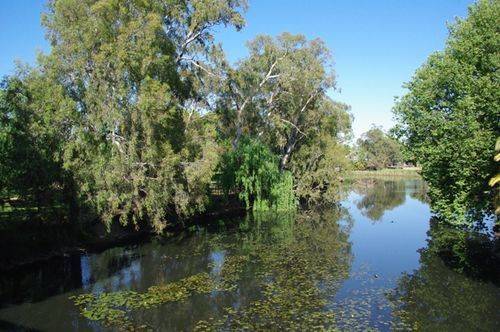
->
[195,211,351,331]
[71,209,353,331]
[70,272,214,330]
[219,254,250,290]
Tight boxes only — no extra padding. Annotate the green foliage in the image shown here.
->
[217,33,353,204]
[71,272,214,329]
[269,171,297,211]
[35,0,246,232]
[290,130,352,205]
[393,0,500,224]
[0,78,35,199]
[355,126,403,170]
[0,76,74,214]
[2,1,352,232]
[217,138,296,211]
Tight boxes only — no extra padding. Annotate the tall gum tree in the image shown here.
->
[217,33,353,204]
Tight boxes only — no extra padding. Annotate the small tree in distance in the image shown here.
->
[355,126,403,170]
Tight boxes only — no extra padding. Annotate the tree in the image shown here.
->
[355,126,403,170]
[393,0,499,224]
[0,78,37,200]
[0,76,75,214]
[217,137,296,211]
[3,1,353,229]
[38,0,247,231]
[216,33,352,204]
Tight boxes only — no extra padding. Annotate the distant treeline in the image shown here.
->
[351,126,411,171]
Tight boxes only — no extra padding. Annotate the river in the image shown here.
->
[1,178,499,331]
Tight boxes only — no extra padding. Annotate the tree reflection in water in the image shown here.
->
[3,179,499,331]
[195,208,354,330]
[352,178,428,222]
[353,179,406,221]
[388,220,500,331]
[69,207,355,331]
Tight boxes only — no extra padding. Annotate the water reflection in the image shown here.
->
[0,255,83,306]
[0,207,354,331]
[0,179,498,331]
[389,222,500,330]
[352,179,427,222]
[353,179,405,221]
[194,209,354,330]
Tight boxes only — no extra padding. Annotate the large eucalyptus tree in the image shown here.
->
[217,33,352,203]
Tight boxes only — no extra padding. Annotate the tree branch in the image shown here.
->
[280,118,307,137]
[176,24,206,63]
[300,89,321,113]
[259,59,280,88]
[179,57,222,78]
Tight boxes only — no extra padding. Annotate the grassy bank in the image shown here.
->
[348,168,422,179]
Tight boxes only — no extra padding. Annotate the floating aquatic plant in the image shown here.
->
[71,209,357,331]
[194,213,351,331]
[219,254,250,290]
[71,273,214,330]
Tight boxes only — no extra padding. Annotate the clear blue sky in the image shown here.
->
[0,0,473,138]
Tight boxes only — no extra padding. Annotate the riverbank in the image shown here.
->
[348,168,422,179]
[0,198,245,272]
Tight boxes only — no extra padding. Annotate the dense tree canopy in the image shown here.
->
[0,77,62,206]
[34,0,249,232]
[0,0,352,232]
[0,72,80,218]
[217,33,352,204]
[393,0,499,224]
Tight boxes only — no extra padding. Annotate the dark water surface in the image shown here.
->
[1,179,499,331]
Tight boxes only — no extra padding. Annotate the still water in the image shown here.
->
[1,179,499,331]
